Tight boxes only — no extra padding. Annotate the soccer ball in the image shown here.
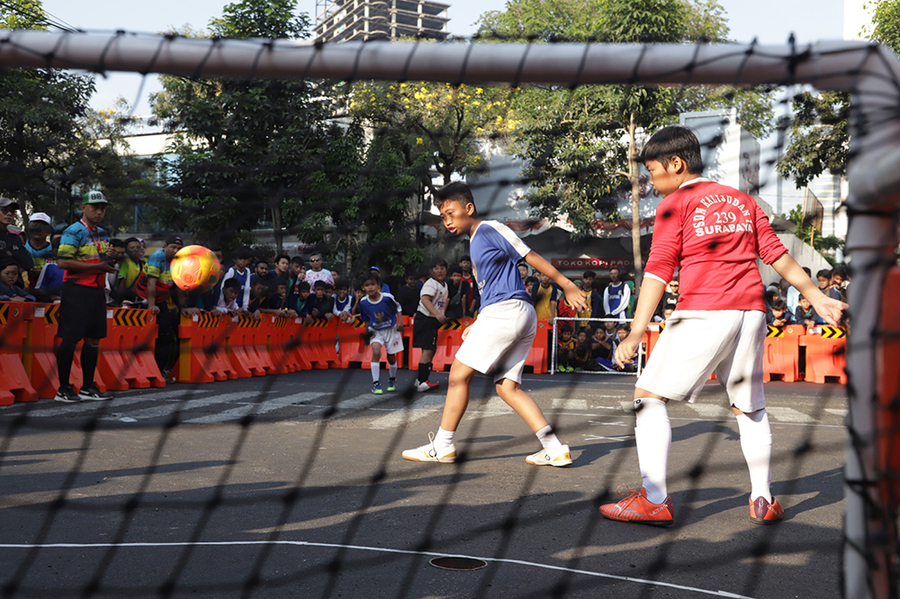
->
[171,245,221,291]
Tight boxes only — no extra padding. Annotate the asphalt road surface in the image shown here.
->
[0,368,847,598]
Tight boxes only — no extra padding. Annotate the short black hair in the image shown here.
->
[233,246,252,260]
[110,238,125,248]
[297,281,310,292]
[313,280,326,289]
[433,182,477,214]
[639,125,704,174]
[290,255,304,265]
[124,237,140,246]
[223,278,241,291]
[583,270,596,279]
[431,257,448,269]
[256,260,269,268]
[275,254,290,264]
[817,269,833,279]
[772,298,786,311]
[361,273,379,286]
[335,278,350,290]
[448,265,462,275]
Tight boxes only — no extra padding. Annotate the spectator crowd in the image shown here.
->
[0,193,850,400]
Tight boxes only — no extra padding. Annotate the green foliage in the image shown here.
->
[472,0,766,238]
[866,0,900,54]
[783,205,845,266]
[0,0,47,30]
[349,79,514,193]
[153,0,416,262]
[777,91,849,188]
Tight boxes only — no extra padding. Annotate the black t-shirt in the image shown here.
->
[445,280,470,320]
[396,285,420,317]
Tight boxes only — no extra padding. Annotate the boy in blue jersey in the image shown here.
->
[402,182,588,466]
[354,273,404,394]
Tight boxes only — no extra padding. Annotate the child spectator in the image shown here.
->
[308,280,334,321]
[0,259,35,301]
[214,278,242,314]
[577,271,601,331]
[445,265,470,320]
[530,272,558,321]
[591,326,617,371]
[556,324,576,372]
[34,234,64,302]
[458,255,479,315]
[271,254,290,281]
[219,246,253,310]
[332,278,355,321]
[794,294,825,327]
[571,329,598,371]
[603,267,631,323]
[396,270,421,317]
[556,281,578,333]
[293,281,312,321]
[24,212,54,285]
[413,258,449,392]
[354,272,403,394]
[817,269,842,301]
[246,276,272,319]
[766,298,794,327]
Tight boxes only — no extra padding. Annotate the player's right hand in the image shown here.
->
[813,296,849,327]
[614,333,641,368]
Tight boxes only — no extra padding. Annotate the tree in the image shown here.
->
[476,0,769,284]
[783,205,845,266]
[152,1,327,253]
[348,79,515,194]
[778,0,900,190]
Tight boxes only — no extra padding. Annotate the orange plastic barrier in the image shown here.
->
[176,312,237,383]
[337,317,407,369]
[0,302,37,404]
[23,303,107,398]
[644,323,664,360]
[267,315,305,374]
[227,314,276,377]
[97,308,166,391]
[408,318,472,372]
[523,319,549,374]
[801,326,848,384]
[877,266,900,504]
[295,317,340,370]
[763,324,804,382]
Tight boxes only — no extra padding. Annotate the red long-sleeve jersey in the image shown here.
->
[644,179,788,312]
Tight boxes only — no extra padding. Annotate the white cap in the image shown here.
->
[29,212,51,225]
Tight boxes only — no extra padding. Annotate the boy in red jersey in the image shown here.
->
[600,126,846,527]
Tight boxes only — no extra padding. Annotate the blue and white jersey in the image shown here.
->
[470,220,532,310]
[357,292,401,330]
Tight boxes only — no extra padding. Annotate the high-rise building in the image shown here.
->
[315,0,450,43]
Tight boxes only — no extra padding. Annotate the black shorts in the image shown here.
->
[412,314,440,351]
[58,282,108,343]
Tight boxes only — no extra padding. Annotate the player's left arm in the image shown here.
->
[525,251,587,312]
[771,253,847,326]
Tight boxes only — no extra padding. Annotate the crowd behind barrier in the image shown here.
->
[0,300,848,404]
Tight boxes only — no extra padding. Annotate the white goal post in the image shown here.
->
[1,29,898,598]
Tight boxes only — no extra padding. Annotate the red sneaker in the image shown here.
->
[599,486,674,527]
[749,496,784,525]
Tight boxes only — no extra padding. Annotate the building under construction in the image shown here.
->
[315,0,450,43]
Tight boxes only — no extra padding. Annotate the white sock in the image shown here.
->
[370,362,380,383]
[535,425,564,451]
[735,409,774,502]
[634,397,671,505]
[389,362,398,379]
[434,427,455,451]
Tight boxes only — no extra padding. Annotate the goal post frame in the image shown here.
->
[1,29,898,598]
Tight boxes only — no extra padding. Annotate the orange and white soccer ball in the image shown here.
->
[171,245,221,291]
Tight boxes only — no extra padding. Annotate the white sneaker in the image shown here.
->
[526,444,573,467]
[416,380,439,393]
[402,432,456,463]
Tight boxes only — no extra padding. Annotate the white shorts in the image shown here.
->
[369,326,403,355]
[636,310,766,413]
[454,299,536,384]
